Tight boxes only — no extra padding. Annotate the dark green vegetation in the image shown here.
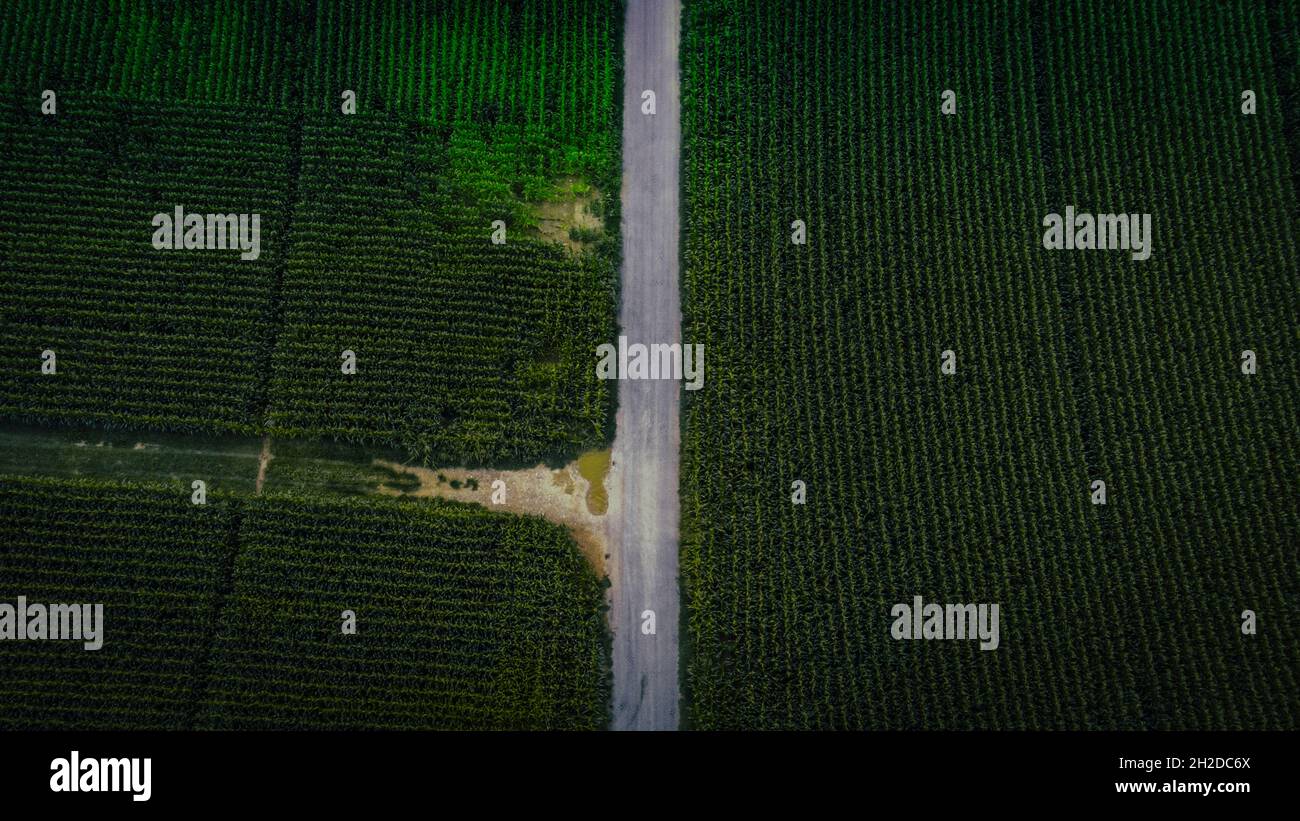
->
[0,476,608,730]
[0,0,621,466]
[0,1,617,731]
[681,0,1298,729]
[0,98,292,435]
[201,494,607,729]
[268,114,615,464]
[271,0,621,464]
[0,477,237,729]
[0,0,302,106]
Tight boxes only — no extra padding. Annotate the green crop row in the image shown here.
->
[0,0,622,467]
[0,475,608,729]
[680,0,1298,729]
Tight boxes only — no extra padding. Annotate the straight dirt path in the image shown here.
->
[607,0,682,731]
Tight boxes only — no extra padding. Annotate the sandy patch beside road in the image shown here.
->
[373,453,611,575]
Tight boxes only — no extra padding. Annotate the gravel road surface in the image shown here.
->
[608,0,682,732]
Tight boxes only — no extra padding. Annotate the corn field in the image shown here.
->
[680,0,1299,729]
[0,0,622,466]
[0,476,608,730]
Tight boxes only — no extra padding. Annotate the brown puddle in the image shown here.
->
[576,449,610,515]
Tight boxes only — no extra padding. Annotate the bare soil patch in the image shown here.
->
[533,176,604,253]
[373,450,611,576]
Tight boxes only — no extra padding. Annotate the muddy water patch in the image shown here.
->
[576,449,610,515]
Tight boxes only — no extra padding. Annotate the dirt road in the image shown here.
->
[608,0,682,731]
